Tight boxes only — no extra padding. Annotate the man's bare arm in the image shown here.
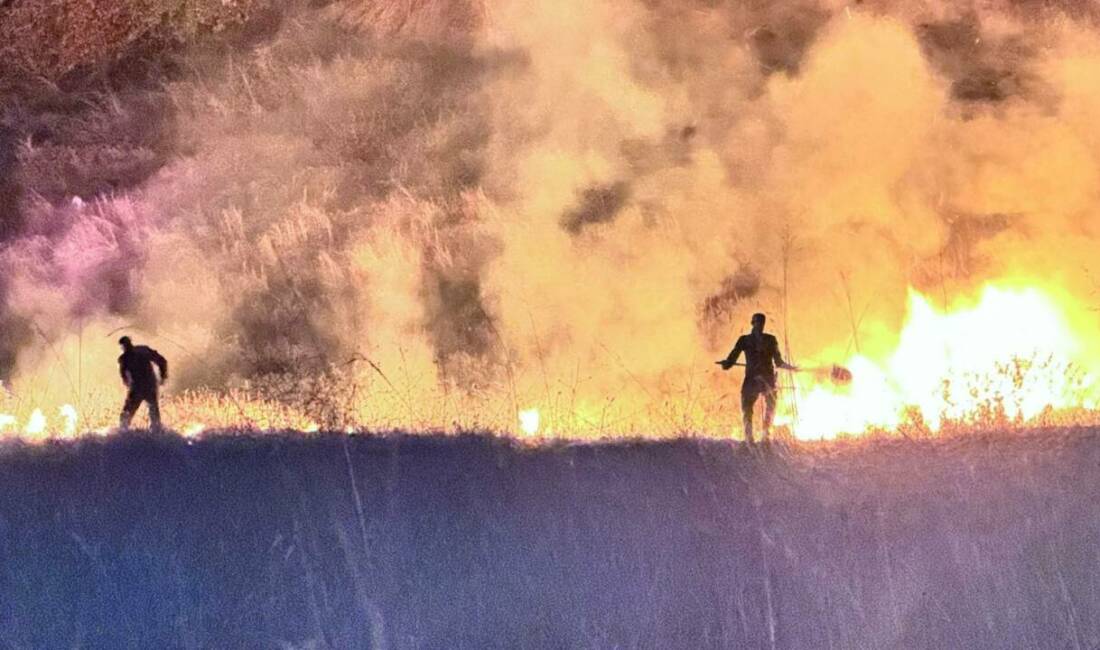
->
[772,340,796,370]
[719,338,744,370]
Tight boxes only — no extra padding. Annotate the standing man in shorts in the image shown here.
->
[718,313,794,443]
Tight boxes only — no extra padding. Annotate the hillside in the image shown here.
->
[1,429,1098,648]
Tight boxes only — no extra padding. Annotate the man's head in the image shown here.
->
[118,336,133,352]
[751,312,766,333]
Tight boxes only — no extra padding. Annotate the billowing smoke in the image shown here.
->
[2,0,1099,433]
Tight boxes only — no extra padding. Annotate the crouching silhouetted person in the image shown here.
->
[118,336,168,431]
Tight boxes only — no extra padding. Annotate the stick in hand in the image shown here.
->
[715,360,851,385]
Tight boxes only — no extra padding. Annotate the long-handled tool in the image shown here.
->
[715,360,852,385]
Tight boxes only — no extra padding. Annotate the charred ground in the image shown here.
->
[1,429,1098,648]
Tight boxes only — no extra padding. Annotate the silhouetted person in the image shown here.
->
[118,336,168,430]
[719,313,793,443]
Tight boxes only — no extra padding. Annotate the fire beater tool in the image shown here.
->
[715,361,853,385]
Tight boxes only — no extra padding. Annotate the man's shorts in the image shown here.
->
[741,377,777,411]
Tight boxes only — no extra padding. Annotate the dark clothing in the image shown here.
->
[726,333,786,389]
[121,389,161,430]
[119,345,168,392]
[726,332,786,442]
[118,345,167,430]
[741,383,776,441]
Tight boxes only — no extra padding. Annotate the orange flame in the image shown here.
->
[787,284,1099,439]
[1,282,1096,442]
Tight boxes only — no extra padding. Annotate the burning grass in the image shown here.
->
[6,280,1100,442]
[3,363,1100,443]
[4,1,1100,446]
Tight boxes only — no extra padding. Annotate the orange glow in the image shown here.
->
[183,423,206,437]
[788,284,1099,440]
[3,7,1100,445]
[1,281,1097,442]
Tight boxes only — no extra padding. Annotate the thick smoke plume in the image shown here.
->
[1,0,1099,433]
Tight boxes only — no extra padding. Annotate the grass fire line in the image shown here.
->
[2,283,1100,441]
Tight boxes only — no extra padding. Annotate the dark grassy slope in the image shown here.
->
[1,431,1099,649]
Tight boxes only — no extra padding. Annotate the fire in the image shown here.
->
[789,285,1099,440]
[518,408,541,436]
[2,0,1100,449]
[60,404,79,437]
[0,387,322,440]
[183,423,206,437]
[0,283,1095,442]
[23,409,47,437]
[0,404,80,439]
